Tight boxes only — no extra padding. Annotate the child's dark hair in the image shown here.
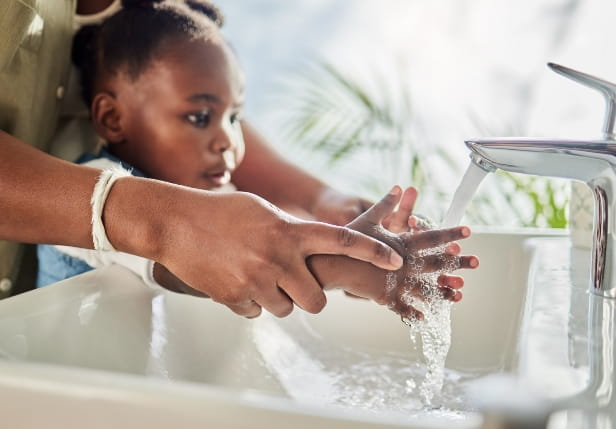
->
[72,0,225,106]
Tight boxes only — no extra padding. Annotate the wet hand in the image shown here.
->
[345,186,479,319]
[383,230,479,320]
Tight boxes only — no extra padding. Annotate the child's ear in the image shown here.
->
[91,92,124,143]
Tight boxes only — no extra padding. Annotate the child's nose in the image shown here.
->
[210,124,235,153]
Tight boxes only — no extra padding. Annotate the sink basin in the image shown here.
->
[0,229,576,428]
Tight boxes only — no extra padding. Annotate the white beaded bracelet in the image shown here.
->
[91,167,132,251]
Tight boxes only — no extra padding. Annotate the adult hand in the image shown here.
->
[117,184,403,319]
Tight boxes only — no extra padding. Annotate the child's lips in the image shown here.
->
[205,169,231,187]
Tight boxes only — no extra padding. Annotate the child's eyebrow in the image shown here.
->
[187,93,221,104]
[187,93,244,108]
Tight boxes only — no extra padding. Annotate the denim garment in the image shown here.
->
[36,149,146,287]
[36,244,95,287]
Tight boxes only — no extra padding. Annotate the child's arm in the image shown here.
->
[151,187,478,321]
[0,131,404,318]
[233,121,371,225]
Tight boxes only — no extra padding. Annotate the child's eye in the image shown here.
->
[186,111,211,128]
[230,112,242,125]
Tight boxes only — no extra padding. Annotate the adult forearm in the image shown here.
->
[0,132,97,247]
[0,131,161,259]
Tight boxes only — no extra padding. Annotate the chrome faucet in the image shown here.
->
[466,64,616,423]
[466,62,616,299]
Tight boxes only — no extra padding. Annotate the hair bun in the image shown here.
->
[185,0,225,27]
[122,0,165,8]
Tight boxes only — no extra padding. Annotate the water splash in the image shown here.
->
[251,312,479,420]
[400,245,457,407]
[400,162,488,406]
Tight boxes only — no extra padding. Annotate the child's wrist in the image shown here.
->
[306,254,339,291]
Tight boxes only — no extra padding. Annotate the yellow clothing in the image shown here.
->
[0,0,76,292]
[0,0,75,150]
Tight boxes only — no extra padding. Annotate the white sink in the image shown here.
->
[0,229,575,428]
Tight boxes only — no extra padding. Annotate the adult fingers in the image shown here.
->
[305,222,403,270]
[277,266,327,314]
[255,284,295,318]
[225,300,263,319]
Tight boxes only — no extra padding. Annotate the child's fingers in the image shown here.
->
[461,255,479,269]
[404,254,478,274]
[437,273,464,289]
[353,186,402,226]
[444,289,463,302]
[386,187,418,233]
[445,242,461,255]
[393,300,424,321]
[439,286,457,301]
[402,226,471,251]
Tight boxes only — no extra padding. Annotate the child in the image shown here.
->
[37,0,478,320]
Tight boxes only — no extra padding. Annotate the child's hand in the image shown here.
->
[381,186,418,233]
[384,226,478,320]
[345,186,479,320]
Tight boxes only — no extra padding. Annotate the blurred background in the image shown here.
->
[217,0,614,227]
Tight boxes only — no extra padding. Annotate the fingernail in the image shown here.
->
[389,185,401,196]
[391,251,404,268]
[460,226,471,237]
[470,256,479,268]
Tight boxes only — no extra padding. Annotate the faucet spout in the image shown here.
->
[466,137,616,298]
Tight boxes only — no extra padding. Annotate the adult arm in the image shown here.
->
[151,188,478,321]
[0,131,402,317]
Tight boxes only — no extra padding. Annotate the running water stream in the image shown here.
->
[442,162,490,228]
[404,161,489,406]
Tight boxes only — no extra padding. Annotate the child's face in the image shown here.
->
[110,38,245,191]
